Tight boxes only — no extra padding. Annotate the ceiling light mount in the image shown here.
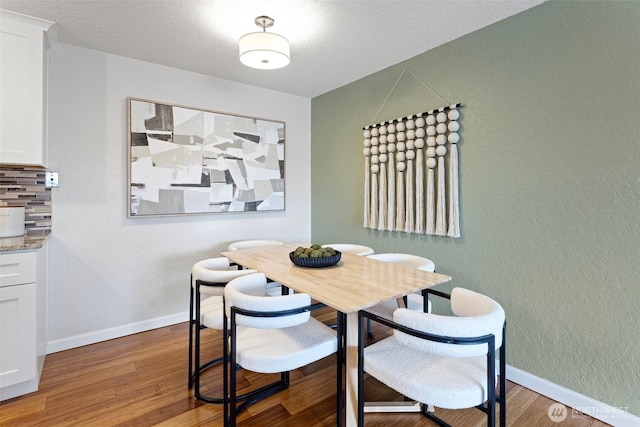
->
[255,15,274,30]
[239,15,290,70]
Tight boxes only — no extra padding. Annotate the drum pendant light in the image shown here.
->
[239,16,290,70]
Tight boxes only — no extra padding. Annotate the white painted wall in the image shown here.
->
[45,43,311,352]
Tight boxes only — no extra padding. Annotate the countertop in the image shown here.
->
[0,233,49,252]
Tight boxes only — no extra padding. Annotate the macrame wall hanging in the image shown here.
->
[362,69,463,238]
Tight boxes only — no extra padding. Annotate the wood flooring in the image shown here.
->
[0,308,610,426]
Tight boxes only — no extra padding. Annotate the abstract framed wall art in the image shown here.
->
[127,98,285,217]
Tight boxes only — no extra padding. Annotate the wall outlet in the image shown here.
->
[45,171,59,188]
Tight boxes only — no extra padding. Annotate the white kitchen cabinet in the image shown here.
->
[0,10,56,166]
[0,246,47,401]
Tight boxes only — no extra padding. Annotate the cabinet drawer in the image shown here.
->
[0,252,36,287]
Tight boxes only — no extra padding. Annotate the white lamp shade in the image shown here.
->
[239,32,290,69]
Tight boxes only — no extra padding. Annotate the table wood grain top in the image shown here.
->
[221,243,452,313]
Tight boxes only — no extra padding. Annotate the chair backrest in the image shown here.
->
[323,244,374,256]
[393,287,505,358]
[227,240,285,251]
[224,273,312,329]
[366,253,435,272]
[192,257,257,295]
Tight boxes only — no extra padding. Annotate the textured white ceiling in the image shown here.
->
[0,0,545,98]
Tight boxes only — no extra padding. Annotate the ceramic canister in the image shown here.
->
[0,207,26,238]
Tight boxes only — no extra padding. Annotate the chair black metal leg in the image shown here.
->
[337,311,344,427]
[366,317,376,343]
[193,282,225,404]
[499,324,507,427]
[188,277,194,388]
[357,311,365,427]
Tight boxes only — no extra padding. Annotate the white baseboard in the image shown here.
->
[46,316,638,426]
[46,312,189,354]
[506,364,639,427]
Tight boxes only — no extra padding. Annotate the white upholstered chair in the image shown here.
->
[364,253,435,342]
[188,257,257,403]
[358,287,506,426]
[223,273,343,426]
[365,253,436,317]
[227,239,284,251]
[228,239,286,296]
[322,243,375,256]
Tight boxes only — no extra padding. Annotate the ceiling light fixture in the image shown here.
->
[239,16,290,70]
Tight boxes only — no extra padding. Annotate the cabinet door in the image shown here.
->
[0,15,47,166]
[0,283,36,387]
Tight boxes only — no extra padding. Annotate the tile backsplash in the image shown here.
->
[0,166,52,236]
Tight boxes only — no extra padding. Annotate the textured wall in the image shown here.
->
[311,0,639,415]
[46,43,311,345]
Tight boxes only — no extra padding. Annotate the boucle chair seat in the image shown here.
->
[365,294,428,319]
[223,272,342,426]
[322,243,375,256]
[227,239,284,251]
[189,257,257,404]
[359,287,506,426]
[365,336,496,409]
[367,253,435,271]
[234,317,337,373]
[364,253,436,340]
[228,239,288,295]
[200,296,224,330]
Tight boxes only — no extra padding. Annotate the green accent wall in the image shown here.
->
[311,0,639,415]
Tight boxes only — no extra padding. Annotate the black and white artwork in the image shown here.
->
[127,98,285,217]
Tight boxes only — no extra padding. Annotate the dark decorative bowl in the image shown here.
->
[289,251,342,268]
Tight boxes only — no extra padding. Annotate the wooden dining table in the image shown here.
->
[221,243,452,426]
